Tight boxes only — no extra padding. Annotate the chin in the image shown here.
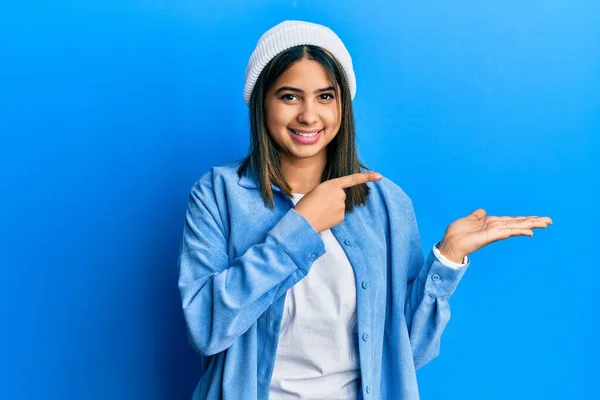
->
[290,146,325,159]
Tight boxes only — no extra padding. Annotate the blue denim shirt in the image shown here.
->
[177,159,470,400]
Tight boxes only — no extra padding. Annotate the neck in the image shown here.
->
[280,153,326,194]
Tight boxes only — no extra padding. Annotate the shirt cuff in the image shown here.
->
[432,243,468,269]
[267,208,326,276]
[421,249,470,298]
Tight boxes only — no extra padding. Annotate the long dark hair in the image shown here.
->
[237,44,372,212]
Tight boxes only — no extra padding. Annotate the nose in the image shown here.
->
[297,101,319,126]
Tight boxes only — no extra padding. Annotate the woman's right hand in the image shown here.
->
[294,172,382,233]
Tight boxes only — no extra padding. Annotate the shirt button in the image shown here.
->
[362,333,369,341]
[343,239,352,246]
[310,253,317,262]
[366,385,371,394]
[432,273,441,282]
[361,281,368,289]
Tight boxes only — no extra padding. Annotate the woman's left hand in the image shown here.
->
[437,208,553,263]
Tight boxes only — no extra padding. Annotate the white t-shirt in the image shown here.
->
[269,193,361,400]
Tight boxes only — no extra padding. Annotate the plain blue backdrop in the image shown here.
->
[1,1,598,399]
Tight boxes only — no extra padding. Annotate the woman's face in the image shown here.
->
[264,59,342,162]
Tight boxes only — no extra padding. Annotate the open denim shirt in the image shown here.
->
[177,159,470,399]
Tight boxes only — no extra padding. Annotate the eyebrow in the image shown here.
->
[274,86,337,95]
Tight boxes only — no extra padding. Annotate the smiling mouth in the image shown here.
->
[288,128,323,138]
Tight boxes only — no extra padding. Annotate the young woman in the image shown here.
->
[177,20,552,400]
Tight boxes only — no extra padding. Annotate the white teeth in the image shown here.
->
[291,129,320,138]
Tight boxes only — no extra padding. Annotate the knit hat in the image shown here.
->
[243,20,356,105]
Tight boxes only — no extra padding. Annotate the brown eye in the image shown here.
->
[320,93,335,101]
[280,94,298,101]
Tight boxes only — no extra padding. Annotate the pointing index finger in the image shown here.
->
[331,172,382,189]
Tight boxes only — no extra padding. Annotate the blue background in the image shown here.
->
[1,1,598,399]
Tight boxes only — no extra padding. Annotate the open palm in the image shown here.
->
[439,208,553,262]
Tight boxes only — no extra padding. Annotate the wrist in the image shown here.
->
[437,239,467,264]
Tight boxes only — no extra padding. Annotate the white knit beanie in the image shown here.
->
[243,20,356,106]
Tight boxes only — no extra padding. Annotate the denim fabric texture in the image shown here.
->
[177,159,470,400]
